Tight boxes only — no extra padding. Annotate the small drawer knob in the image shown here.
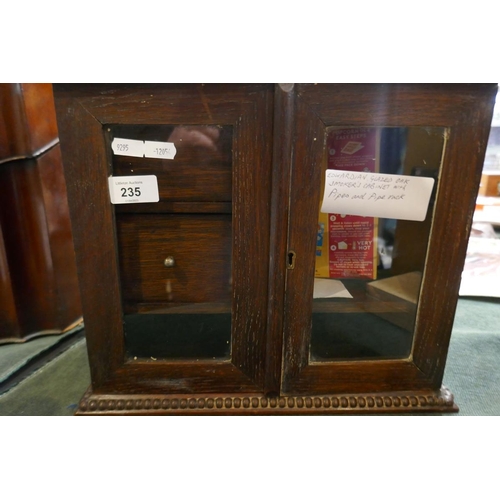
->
[163,256,175,268]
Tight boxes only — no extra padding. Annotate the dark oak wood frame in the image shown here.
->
[54,84,274,397]
[53,83,496,415]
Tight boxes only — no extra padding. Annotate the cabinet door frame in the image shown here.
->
[54,83,275,395]
[281,83,497,395]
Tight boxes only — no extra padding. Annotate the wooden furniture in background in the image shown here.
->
[53,83,496,414]
[479,171,500,196]
[0,84,82,343]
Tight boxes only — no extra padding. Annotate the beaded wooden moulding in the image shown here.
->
[76,386,457,415]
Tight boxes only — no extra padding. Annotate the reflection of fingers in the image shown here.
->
[170,129,217,150]
[201,126,220,141]
[183,130,217,150]
[169,127,219,150]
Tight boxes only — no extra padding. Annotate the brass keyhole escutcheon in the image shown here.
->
[287,251,296,269]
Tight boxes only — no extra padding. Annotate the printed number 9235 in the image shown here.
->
[121,187,141,197]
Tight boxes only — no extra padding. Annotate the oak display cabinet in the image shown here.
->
[53,83,496,415]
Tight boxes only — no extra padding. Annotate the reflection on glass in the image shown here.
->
[110,124,233,361]
[311,126,445,362]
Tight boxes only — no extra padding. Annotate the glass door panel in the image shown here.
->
[311,126,446,361]
[110,124,233,361]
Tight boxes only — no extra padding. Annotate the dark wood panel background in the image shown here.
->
[111,124,232,203]
[0,84,82,346]
[0,83,58,162]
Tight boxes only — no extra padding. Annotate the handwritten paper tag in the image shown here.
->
[143,140,177,159]
[108,175,159,204]
[320,170,435,221]
[111,138,177,159]
[111,138,144,158]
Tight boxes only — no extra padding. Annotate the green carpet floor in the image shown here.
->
[441,298,500,415]
[0,298,498,416]
[0,338,90,416]
[0,323,83,385]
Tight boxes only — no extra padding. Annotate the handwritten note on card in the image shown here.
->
[320,170,435,221]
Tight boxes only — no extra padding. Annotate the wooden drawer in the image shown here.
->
[111,125,232,205]
[116,214,232,312]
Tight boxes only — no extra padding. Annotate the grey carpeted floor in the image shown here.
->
[0,298,499,416]
[0,323,83,387]
[441,298,500,415]
[0,337,90,416]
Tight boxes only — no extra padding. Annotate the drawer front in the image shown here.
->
[111,125,232,204]
[116,214,232,310]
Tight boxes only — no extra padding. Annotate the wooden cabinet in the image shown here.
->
[53,83,496,414]
[0,84,82,343]
[0,83,59,161]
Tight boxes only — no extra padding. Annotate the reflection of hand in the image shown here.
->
[168,126,220,151]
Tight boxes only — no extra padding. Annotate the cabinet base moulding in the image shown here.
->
[76,386,458,415]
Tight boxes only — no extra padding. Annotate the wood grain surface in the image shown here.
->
[0,83,58,162]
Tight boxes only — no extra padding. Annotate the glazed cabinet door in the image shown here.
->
[54,84,274,395]
[281,84,496,397]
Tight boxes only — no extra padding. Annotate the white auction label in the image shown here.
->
[111,138,176,159]
[108,175,159,204]
[143,140,177,159]
[111,138,145,158]
[320,170,435,221]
